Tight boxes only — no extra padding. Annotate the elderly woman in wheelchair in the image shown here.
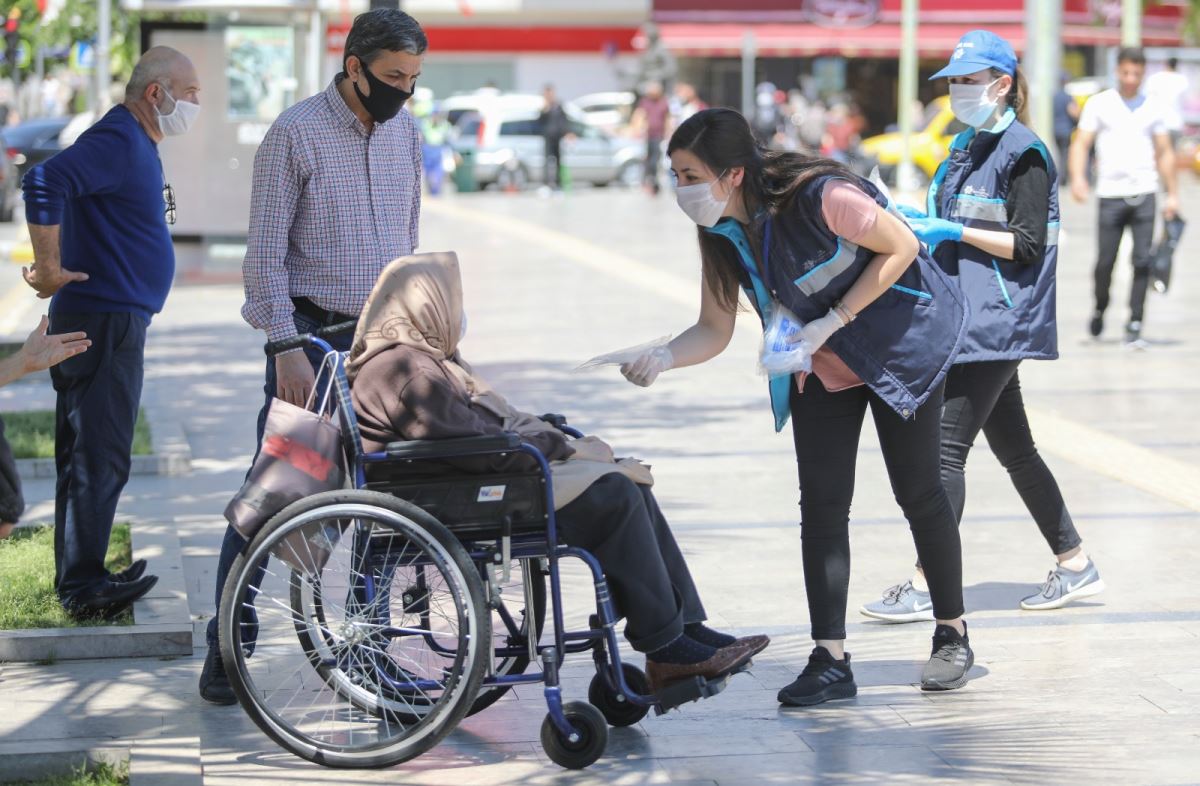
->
[216,252,766,771]
[350,251,767,687]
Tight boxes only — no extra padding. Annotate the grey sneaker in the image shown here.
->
[921,622,974,691]
[859,581,935,623]
[1020,559,1106,610]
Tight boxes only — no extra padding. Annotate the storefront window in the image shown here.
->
[226,26,298,121]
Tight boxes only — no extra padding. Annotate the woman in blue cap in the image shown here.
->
[861,30,1104,623]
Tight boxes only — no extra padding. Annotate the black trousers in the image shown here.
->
[0,417,24,523]
[543,137,562,187]
[1096,194,1156,324]
[790,375,964,640]
[556,473,706,653]
[940,361,1082,556]
[49,312,146,606]
[643,137,662,191]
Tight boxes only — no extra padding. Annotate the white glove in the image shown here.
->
[796,309,847,354]
[620,345,674,387]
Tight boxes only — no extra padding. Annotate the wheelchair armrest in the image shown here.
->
[384,432,523,460]
[540,413,568,428]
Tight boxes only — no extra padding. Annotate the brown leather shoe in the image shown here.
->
[731,634,770,658]
[645,644,755,693]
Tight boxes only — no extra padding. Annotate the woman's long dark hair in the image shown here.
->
[667,107,852,313]
[991,66,1030,126]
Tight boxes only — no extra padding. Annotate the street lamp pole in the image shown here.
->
[96,0,111,111]
[896,0,918,192]
[1025,0,1061,146]
[1121,0,1141,46]
[741,30,756,118]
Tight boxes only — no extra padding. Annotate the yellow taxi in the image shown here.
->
[859,96,965,185]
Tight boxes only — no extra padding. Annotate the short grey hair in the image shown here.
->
[343,9,427,74]
[124,46,189,102]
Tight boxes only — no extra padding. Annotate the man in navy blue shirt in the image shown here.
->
[20,46,201,620]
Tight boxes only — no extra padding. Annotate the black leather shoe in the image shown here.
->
[199,647,237,705]
[110,558,147,583]
[65,575,158,622]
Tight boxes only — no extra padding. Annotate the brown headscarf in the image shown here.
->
[346,252,652,507]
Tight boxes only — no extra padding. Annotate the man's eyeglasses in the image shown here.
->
[163,183,176,225]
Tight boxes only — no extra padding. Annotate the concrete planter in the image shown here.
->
[0,523,193,663]
[13,406,192,481]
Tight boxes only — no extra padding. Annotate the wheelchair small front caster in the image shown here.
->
[588,664,651,727]
[540,701,608,769]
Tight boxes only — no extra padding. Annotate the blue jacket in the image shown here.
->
[927,110,1059,362]
[706,173,967,430]
[22,105,175,323]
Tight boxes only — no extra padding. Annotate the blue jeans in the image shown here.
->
[49,313,147,606]
[206,313,354,650]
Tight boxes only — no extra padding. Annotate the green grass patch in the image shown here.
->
[0,524,134,629]
[0,409,152,460]
[0,342,19,362]
[19,762,129,786]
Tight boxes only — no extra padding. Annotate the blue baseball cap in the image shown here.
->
[930,30,1017,80]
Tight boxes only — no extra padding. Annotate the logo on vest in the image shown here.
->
[962,185,991,198]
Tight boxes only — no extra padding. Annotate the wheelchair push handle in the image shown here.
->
[264,320,358,357]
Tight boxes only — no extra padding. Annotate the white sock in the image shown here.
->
[1059,553,1090,573]
[911,571,929,593]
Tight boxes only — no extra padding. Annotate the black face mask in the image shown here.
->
[351,59,412,123]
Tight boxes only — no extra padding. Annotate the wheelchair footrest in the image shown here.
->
[651,659,752,716]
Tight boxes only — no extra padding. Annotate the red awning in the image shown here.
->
[653,21,1183,58]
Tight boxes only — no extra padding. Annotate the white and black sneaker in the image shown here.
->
[777,646,857,707]
[920,622,973,692]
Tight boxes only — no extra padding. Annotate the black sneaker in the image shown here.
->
[777,646,857,707]
[920,622,974,691]
[1088,311,1104,338]
[199,646,237,705]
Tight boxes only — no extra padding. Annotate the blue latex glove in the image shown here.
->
[906,215,963,250]
[896,204,928,220]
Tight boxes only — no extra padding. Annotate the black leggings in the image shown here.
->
[790,375,964,640]
[940,361,1082,556]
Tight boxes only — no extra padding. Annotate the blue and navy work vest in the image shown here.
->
[706,173,967,431]
[928,110,1060,362]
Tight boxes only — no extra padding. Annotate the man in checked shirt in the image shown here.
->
[200,8,426,704]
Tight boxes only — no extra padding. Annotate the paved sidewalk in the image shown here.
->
[1,181,1199,784]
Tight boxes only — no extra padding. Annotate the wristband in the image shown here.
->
[833,300,856,325]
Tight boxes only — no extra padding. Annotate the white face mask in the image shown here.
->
[949,78,1003,129]
[675,169,729,227]
[156,84,200,137]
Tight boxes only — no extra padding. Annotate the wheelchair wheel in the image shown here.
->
[220,489,490,769]
[540,701,608,770]
[588,663,651,727]
[469,556,547,716]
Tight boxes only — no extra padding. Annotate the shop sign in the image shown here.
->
[803,0,881,27]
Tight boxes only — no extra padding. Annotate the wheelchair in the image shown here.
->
[218,325,747,770]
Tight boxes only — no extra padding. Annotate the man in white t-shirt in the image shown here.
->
[1069,47,1178,347]
[1145,56,1188,147]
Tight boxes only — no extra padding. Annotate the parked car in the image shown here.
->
[0,146,18,222]
[3,116,73,181]
[568,91,636,133]
[447,94,644,190]
[858,96,967,186]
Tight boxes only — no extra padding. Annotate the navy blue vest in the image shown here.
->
[706,173,967,430]
[928,110,1060,362]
